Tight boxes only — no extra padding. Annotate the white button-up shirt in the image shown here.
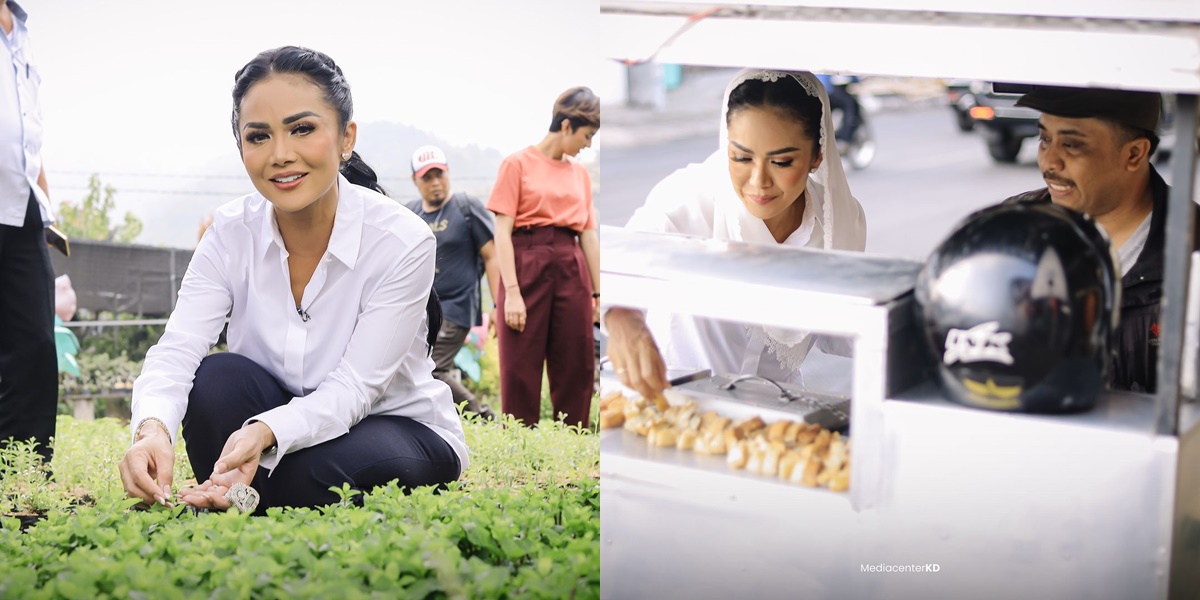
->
[0,1,52,226]
[130,175,468,475]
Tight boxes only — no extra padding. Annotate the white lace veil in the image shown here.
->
[716,68,867,372]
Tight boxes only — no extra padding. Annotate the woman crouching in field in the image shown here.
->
[118,46,467,514]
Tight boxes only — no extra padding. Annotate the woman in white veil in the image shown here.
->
[605,68,867,400]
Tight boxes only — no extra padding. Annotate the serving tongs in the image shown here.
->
[719,374,850,430]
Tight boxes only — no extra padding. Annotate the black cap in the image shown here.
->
[1016,86,1161,133]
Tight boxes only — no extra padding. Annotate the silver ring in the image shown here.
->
[224,482,260,514]
[616,368,627,375]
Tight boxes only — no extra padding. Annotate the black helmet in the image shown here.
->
[913,200,1119,413]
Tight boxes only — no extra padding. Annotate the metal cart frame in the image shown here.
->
[598,3,1200,598]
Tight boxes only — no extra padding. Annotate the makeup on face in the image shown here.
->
[726,106,820,224]
[237,73,352,215]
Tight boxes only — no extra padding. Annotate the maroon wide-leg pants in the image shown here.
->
[497,226,594,428]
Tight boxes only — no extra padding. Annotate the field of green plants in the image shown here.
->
[0,410,599,599]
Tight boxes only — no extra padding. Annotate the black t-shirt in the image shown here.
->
[405,193,495,329]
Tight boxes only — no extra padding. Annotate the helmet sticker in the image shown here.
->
[943,321,1014,366]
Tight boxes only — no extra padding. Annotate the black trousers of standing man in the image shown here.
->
[0,193,58,464]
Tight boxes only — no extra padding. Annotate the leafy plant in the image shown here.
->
[0,415,599,598]
[55,174,143,243]
[0,439,71,515]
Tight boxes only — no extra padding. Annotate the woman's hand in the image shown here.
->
[504,288,527,332]
[605,307,669,400]
[118,424,175,507]
[592,297,600,325]
[178,422,274,510]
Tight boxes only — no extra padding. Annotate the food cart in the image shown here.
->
[597,2,1200,598]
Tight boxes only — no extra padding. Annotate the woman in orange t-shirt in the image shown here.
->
[486,87,600,428]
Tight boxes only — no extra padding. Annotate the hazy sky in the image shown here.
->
[20,0,608,245]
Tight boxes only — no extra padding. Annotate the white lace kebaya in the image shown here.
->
[625,68,868,383]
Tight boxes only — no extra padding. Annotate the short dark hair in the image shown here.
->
[726,76,823,156]
[549,87,600,132]
[231,46,386,195]
[1109,120,1160,157]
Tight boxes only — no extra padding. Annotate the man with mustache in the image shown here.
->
[1004,86,1200,393]
[405,145,500,420]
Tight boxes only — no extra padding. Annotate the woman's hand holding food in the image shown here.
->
[605,307,669,401]
[178,422,274,511]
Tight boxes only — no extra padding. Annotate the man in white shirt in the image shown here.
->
[0,0,56,464]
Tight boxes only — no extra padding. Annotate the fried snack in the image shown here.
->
[829,464,851,492]
[600,391,626,411]
[779,450,802,480]
[599,410,625,429]
[810,429,832,456]
[766,420,790,443]
[703,415,732,435]
[824,434,847,473]
[788,456,809,484]
[784,421,804,445]
[732,416,766,437]
[727,440,749,469]
[695,429,728,455]
[625,412,658,436]
[617,393,851,491]
[623,413,644,433]
[677,429,698,451]
[650,394,669,413]
[800,456,823,487]
[649,425,679,447]
[816,464,834,487]
[664,403,698,430]
[746,446,765,476]
[795,422,821,446]
[623,396,646,421]
[756,440,785,477]
[723,427,746,449]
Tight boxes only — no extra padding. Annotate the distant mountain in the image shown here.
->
[128,122,506,249]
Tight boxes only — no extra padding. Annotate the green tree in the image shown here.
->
[56,174,143,243]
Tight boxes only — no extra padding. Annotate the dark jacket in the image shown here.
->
[1005,166,1199,393]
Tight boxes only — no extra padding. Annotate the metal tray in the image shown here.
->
[664,374,851,432]
[599,372,851,432]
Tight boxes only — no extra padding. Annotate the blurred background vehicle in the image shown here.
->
[944,79,977,132]
[964,82,1041,163]
[965,81,1194,165]
[820,74,877,170]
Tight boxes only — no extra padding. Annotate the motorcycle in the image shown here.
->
[821,74,877,170]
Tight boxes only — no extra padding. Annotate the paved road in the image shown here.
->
[600,104,1048,260]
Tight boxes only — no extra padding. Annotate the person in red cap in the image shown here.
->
[1004,85,1200,393]
[487,87,600,428]
[406,145,500,421]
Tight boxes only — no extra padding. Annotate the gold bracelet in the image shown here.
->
[133,417,171,443]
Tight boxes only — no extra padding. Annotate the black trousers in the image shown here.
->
[0,193,57,463]
[181,353,460,513]
[430,318,485,414]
